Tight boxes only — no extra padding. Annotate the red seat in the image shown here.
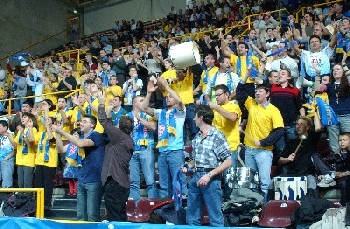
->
[126,199,136,218]
[258,200,300,228]
[128,198,162,222]
[201,204,210,225]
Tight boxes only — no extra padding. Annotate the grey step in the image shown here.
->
[46,208,106,220]
[52,197,106,209]
[45,208,77,220]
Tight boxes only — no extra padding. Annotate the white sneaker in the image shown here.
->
[317,177,336,188]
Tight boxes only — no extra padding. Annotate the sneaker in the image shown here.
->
[317,177,336,188]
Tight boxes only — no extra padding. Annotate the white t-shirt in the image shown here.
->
[122,77,143,105]
[301,45,333,79]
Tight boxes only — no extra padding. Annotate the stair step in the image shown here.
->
[46,208,77,220]
[47,207,107,220]
[52,197,106,209]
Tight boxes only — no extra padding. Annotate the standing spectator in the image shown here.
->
[204,56,240,102]
[0,64,6,89]
[97,92,134,222]
[193,54,219,97]
[208,84,241,199]
[316,56,350,153]
[170,68,198,141]
[122,65,143,112]
[127,96,157,202]
[14,112,38,188]
[52,115,105,222]
[85,53,98,71]
[54,66,78,107]
[270,68,303,162]
[182,105,232,226]
[57,127,83,197]
[335,17,350,64]
[11,69,27,112]
[288,27,337,81]
[35,115,57,208]
[270,42,299,81]
[0,120,15,188]
[25,63,44,108]
[83,80,104,133]
[111,48,127,87]
[142,78,187,198]
[236,70,284,196]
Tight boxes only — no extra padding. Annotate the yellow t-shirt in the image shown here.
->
[36,111,56,132]
[43,82,59,103]
[230,54,260,83]
[105,85,122,103]
[213,102,242,151]
[55,108,73,134]
[170,72,194,105]
[83,98,104,133]
[15,127,38,167]
[161,69,177,96]
[71,106,83,128]
[35,132,58,167]
[244,97,284,150]
[200,66,219,93]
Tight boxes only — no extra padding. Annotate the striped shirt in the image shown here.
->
[192,126,231,168]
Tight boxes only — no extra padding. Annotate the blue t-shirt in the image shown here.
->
[78,131,105,183]
[0,135,14,160]
[154,107,186,153]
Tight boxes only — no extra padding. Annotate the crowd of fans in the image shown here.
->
[0,0,350,226]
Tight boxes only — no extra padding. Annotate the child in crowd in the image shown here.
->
[334,132,350,206]
[56,128,84,196]
[0,120,15,188]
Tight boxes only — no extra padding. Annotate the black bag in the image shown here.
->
[0,193,36,217]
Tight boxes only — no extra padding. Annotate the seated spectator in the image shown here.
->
[334,132,350,206]
[277,117,320,194]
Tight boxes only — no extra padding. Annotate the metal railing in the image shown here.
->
[0,188,44,218]
[0,89,80,117]
[295,0,343,23]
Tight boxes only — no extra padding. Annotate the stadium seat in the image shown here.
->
[258,200,300,227]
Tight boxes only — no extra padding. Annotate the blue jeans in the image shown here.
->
[129,148,158,202]
[187,172,224,226]
[223,150,238,200]
[327,114,350,153]
[0,159,14,188]
[158,149,187,198]
[184,104,198,141]
[245,147,273,194]
[77,181,102,221]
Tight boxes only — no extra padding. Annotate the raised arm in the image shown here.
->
[142,80,157,117]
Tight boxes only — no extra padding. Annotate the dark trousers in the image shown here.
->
[338,175,350,206]
[103,177,130,222]
[35,165,56,207]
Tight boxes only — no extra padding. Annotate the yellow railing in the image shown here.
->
[57,49,89,71]
[0,29,67,63]
[0,188,44,218]
[0,89,80,117]
[295,0,343,23]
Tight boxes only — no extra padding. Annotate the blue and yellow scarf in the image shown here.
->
[156,109,176,148]
[112,108,125,126]
[19,130,28,155]
[38,132,50,162]
[128,111,151,151]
